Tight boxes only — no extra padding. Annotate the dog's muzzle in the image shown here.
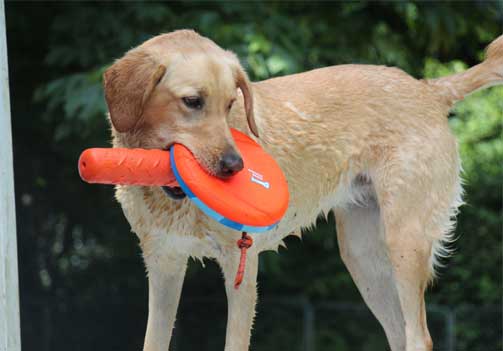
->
[162,186,186,200]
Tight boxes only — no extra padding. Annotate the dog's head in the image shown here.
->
[103,30,258,179]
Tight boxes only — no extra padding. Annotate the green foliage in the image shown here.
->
[6,1,502,350]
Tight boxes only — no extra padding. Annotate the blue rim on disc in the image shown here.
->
[169,148,278,233]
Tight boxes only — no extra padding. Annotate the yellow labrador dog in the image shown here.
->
[104,30,502,351]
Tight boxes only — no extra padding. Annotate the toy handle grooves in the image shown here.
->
[78,148,179,187]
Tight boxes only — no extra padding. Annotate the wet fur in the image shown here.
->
[103,31,503,351]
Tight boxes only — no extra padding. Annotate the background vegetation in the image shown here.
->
[6,1,502,350]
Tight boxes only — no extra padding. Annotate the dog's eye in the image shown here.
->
[182,96,204,110]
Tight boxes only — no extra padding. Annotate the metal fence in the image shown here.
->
[21,296,501,351]
[171,298,500,351]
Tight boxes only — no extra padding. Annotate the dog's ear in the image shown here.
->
[234,66,259,138]
[103,50,166,133]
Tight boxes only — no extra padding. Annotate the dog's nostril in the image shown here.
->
[219,153,244,177]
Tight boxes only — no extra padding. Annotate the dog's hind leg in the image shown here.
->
[333,121,463,350]
[143,251,188,351]
[334,184,440,351]
[218,249,259,351]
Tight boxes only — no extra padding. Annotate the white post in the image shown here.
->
[0,0,21,350]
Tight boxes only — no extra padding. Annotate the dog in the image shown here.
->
[103,30,503,351]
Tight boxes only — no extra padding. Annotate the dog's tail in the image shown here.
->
[426,35,503,104]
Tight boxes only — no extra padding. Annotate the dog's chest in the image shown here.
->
[115,172,357,259]
[115,185,224,257]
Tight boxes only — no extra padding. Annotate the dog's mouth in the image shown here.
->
[160,143,219,201]
[160,143,187,200]
[162,185,186,200]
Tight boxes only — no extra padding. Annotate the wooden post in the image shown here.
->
[0,0,21,350]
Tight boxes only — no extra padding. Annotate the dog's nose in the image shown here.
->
[218,152,244,178]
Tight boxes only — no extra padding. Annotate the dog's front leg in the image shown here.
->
[143,252,187,351]
[219,249,259,351]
